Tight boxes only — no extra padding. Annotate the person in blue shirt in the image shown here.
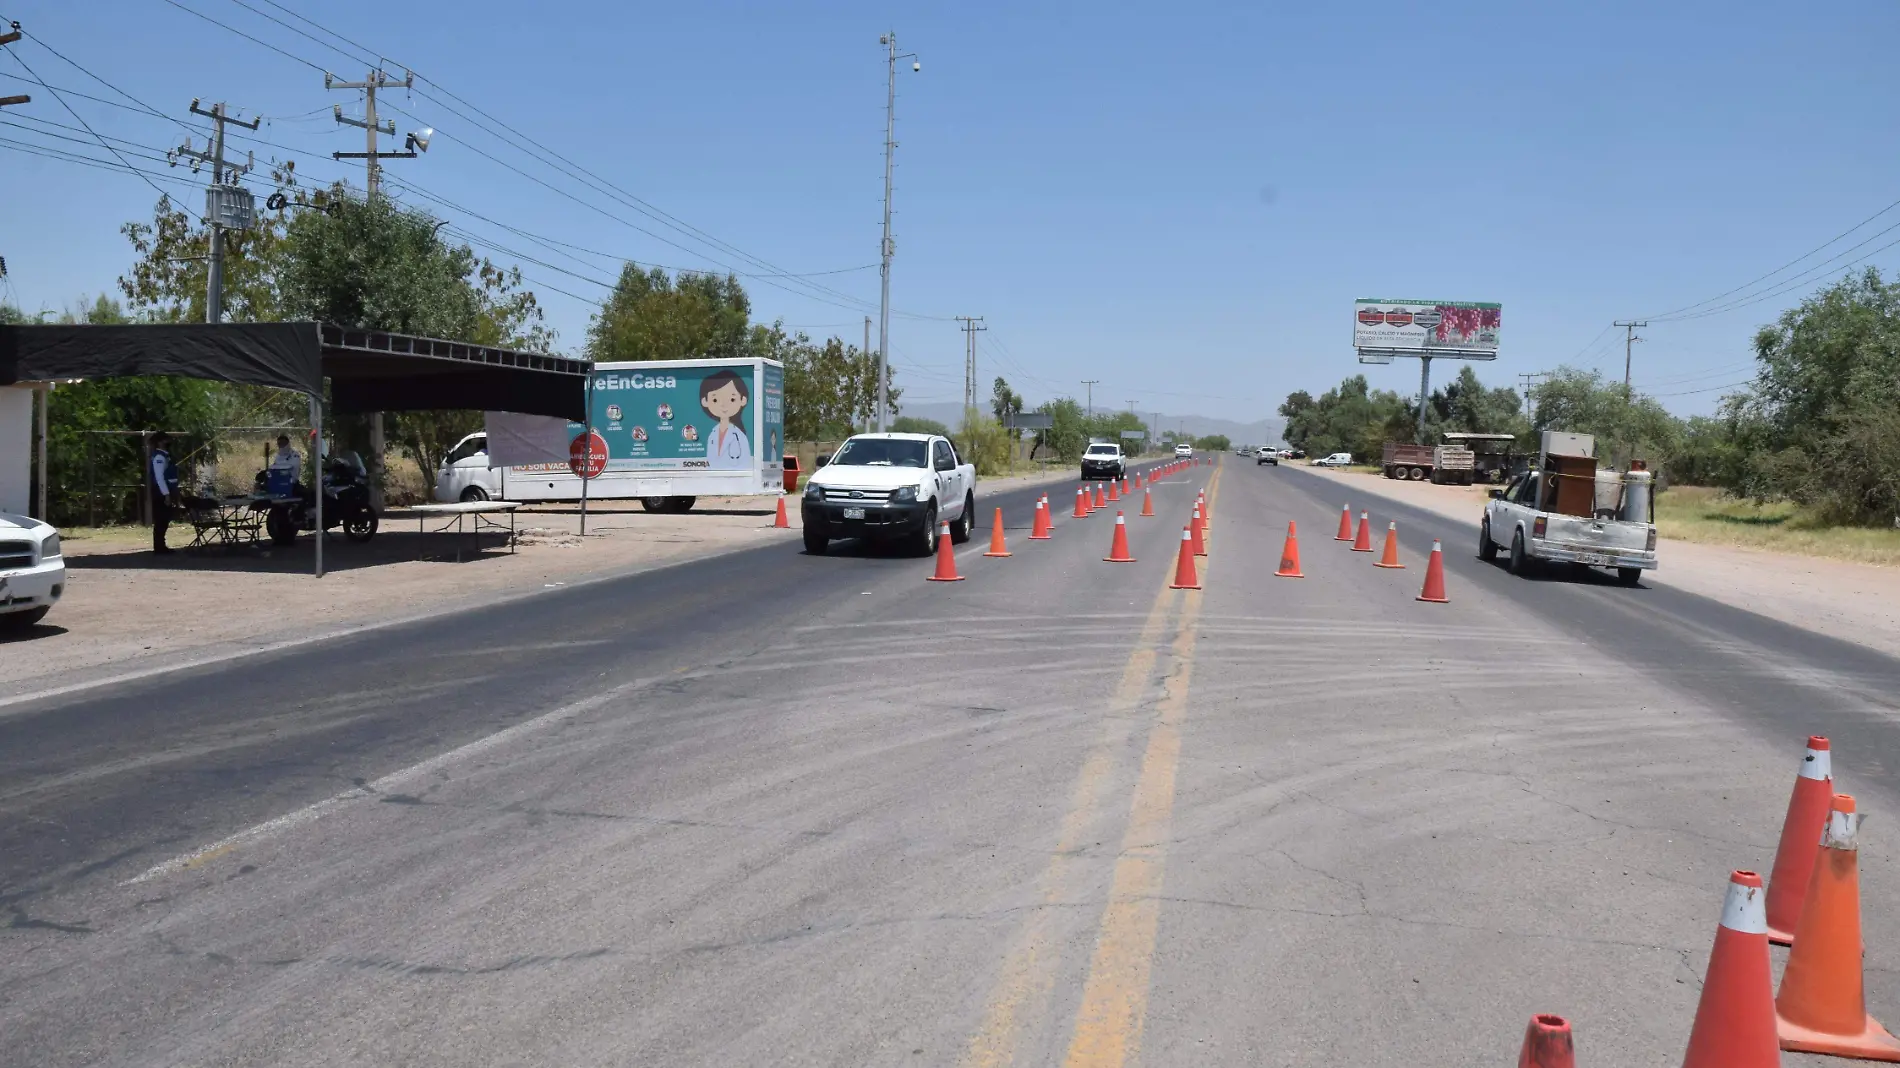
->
[150,432,181,554]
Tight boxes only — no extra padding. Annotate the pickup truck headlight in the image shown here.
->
[892,486,917,503]
[803,482,822,500]
[40,534,61,559]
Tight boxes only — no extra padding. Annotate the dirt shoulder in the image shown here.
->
[1299,466,1900,661]
[3,466,1091,701]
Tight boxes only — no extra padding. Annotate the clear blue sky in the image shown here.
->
[2,0,1895,422]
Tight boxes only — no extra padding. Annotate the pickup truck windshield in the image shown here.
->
[831,439,929,468]
[1085,446,1119,456]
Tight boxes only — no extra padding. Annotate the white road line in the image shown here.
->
[123,682,638,885]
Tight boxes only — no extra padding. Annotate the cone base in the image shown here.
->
[1374,561,1405,569]
[1275,570,1304,578]
[984,551,1012,558]
[1028,533,1051,541]
[1169,581,1201,590]
[1767,925,1794,947]
[1351,546,1373,553]
[1103,557,1137,563]
[1417,593,1449,603]
[926,575,966,582]
[1778,1013,1900,1061]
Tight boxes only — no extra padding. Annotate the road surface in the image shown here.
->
[4,459,1896,1066]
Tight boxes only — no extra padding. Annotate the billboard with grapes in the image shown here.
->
[1353,299,1500,357]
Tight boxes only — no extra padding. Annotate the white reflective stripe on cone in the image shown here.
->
[1720,877,1768,934]
[1822,809,1861,850]
[1801,747,1833,781]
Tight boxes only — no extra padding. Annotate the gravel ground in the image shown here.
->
[0,467,1090,699]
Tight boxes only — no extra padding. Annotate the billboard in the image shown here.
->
[581,363,768,472]
[1354,299,1500,357]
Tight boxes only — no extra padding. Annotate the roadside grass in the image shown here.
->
[1656,486,1900,566]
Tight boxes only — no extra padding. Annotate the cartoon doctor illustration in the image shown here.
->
[699,370,752,470]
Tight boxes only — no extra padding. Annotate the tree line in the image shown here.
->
[1277,268,1900,526]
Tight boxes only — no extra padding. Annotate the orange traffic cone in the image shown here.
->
[1107,480,1120,503]
[1074,487,1089,519]
[1766,736,1834,945]
[1681,870,1780,1068]
[1374,521,1404,568]
[1140,486,1155,517]
[983,507,1012,558]
[1030,497,1052,540]
[1168,526,1200,589]
[1517,1014,1576,1068]
[1198,491,1210,522]
[1190,505,1208,556]
[1416,540,1450,603]
[773,496,790,528]
[1104,512,1136,562]
[926,521,964,582]
[1276,521,1304,578]
[1351,511,1373,551]
[1775,794,1900,1060]
[1335,503,1354,541]
[1094,483,1107,510]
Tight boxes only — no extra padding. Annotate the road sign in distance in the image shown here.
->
[1120,429,1147,439]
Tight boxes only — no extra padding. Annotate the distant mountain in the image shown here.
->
[895,402,1286,447]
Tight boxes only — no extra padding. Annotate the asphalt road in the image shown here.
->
[3,457,1897,1067]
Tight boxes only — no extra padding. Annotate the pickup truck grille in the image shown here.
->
[0,540,34,569]
[821,487,895,503]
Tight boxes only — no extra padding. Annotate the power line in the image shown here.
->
[1642,195,1900,321]
[1652,228,1900,323]
[155,0,325,71]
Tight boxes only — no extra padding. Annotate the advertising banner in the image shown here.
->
[581,364,764,473]
[760,362,784,469]
[1354,299,1500,356]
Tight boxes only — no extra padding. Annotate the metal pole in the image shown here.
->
[1081,380,1098,420]
[863,316,872,431]
[1415,355,1433,444]
[34,385,48,520]
[311,394,324,579]
[580,375,592,537]
[1615,320,1647,399]
[876,35,897,432]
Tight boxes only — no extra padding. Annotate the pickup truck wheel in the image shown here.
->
[803,528,827,555]
[1508,530,1531,576]
[1617,567,1642,586]
[0,606,50,630]
[950,493,975,544]
[914,502,938,557]
[1478,519,1498,562]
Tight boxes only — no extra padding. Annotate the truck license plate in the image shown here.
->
[1577,552,1610,566]
[843,507,866,520]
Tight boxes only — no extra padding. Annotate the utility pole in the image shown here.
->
[1517,371,1549,395]
[955,316,985,419]
[862,316,872,431]
[170,100,258,324]
[1081,380,1099,420]
[877,33,918,432]
[328,68,429,510]
[0,26,29,108]
[1614,320,1647,399]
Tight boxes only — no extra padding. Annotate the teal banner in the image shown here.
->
[582,364,763,471]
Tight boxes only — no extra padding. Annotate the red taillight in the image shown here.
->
[1647,527,1657,551]
[1532,516,1547,539]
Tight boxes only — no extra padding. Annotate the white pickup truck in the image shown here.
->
[1480,466,1657,585]
[799,432,976,556]
[0,512,64,630]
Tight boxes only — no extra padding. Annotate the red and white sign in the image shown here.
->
[569,429,609,479]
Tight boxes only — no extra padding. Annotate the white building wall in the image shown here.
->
[0,387,32,515]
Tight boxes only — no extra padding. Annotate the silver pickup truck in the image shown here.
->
[1479,465,1657,585]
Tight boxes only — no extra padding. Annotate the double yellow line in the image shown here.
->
[962,465,1222,1068]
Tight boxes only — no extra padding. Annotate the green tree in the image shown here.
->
[1194,434,1232,451]
[764,324,893,439]
[1529,367,1682,469]
[955,412,1015,476]
[891,415,950,436]
[1278,375,1413,461]
[1031,397,1089,462]
[1429,365,1528,441]
[586,264,750,363]
[990,376,1024,436]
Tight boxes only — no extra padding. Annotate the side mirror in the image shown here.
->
[1488,488,1504,499]
[815,455,829,468]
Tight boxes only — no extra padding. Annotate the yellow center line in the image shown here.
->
[1060,464,1220,1068]
[959,466,1220,1068]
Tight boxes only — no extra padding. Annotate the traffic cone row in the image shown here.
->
[929,464,1186,583]
[1329,503,1449,603]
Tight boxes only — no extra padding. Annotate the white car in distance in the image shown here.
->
[1310,452,1354,467]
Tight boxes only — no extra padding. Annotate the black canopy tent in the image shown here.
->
[0,320,591,575]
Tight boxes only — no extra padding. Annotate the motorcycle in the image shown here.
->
[257,452,379,545]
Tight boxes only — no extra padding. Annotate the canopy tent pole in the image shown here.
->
[310,393,324,579]
[580,374,592,537]
[35,385,49,520]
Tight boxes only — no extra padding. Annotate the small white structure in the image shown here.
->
[0,384,47,517]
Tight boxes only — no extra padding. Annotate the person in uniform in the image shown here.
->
[151,432,181,554]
